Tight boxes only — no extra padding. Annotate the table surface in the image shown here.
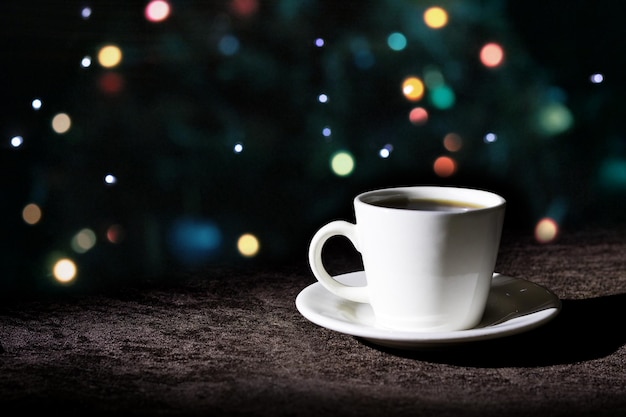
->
[1,227,625,416]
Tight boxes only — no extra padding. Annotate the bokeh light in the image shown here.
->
[53,258,77,284]
[230,0,259,18]
[98,45,123,68]
[480,42,505,68]
[52,113,71,134]
[31,98,42,110]
[318,93,328,103]
[598,157,626,190]
[535,217,559,244]
[409,107,429,125]
[81,56,92,68]
[484,132,498,143]
[443,133,462,152]
[402,76,425,101]
[81,7,92,19]
[219,35,240,56]
[234,142,244,153]
[423,67,444,88]
[429,85,455,109]
[10,136,24,148]
[424,7,448,29]
[104,174,117,185]
[238,233,260,257]
[387,32,407,51]
[168,218,223,265]
[71,228,97,254]
[106,224,125,244]
[22,203,42,225]
[590,73,604,84]
[379,144,393,158]
[433,156,457,177]
[98,72,125,95]
[353,47,375,69]
[537,102,573,136]
[145,0,171,22]
[330,151,355,177]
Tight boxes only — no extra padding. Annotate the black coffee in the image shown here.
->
[368,196,486,212]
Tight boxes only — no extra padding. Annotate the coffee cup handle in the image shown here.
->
[308,220,369,303]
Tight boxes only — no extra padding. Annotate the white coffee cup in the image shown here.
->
[308,186,506,332]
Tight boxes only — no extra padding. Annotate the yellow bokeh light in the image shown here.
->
[22,203,42,225]
[480,42,505,68]
[402,77,425,101]
[535,218,559,244]
[238,233,260,257]
[330,151,355,177]
[424,7,448,29]
[53,258,77,283]
[52,113,71,134]
[98,44,123,68]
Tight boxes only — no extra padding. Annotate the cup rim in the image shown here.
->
[355,185,506,213]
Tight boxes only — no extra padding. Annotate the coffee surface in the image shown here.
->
[368,196,486,212]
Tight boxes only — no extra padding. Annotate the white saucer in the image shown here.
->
[296,271,561,349]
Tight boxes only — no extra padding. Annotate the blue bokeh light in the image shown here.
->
[168,217,223,265]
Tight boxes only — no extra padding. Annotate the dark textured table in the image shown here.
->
[1,227,625,416]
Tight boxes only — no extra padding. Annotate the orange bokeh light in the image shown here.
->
[443,133,462,152]
[433,156,457,177]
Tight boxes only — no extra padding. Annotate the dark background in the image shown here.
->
[1,0,625,294]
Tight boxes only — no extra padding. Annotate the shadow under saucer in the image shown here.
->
[362,293,626,367]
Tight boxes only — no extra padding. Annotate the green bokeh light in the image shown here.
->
[429,85,455,109]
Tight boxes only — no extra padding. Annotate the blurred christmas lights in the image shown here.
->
[10,135,23,148]
[238,233,260,257]
[22,203,42,225]
[402,77,425,101]
[2,0,621,292]
[423,7,449,29]
[480,42,505,68]
[443,133,463,152]
[53,258,78,284]
[51,113,71,134]
[535,218,559,244]
[330,151,355,177]
[409,107,428,125]
[98,45,123,68]
[433,156,457,177]
[145,0,171,23]
[71,228,97,254]
[387,32,407,51]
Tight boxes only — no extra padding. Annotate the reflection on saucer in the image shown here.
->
[296,271,561,349]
